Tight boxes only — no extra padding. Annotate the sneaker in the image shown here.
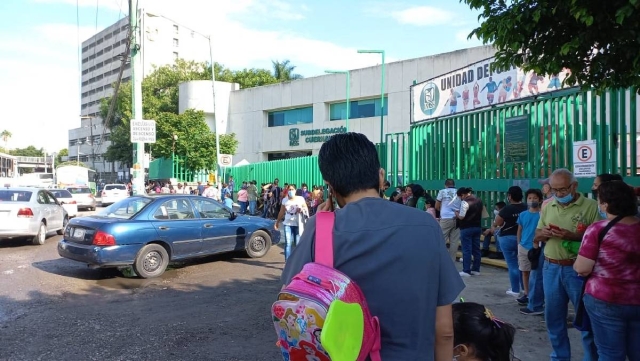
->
[506,290,520,297]
[520,308,544,316]
[517,295,529,305]
[459,271,471,277]
[470,271,481,276]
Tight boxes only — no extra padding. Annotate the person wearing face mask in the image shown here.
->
[275,184,309,261]
[590,173,623,200]
[452,302,516,361]
[516,189,544,315]
[534,168,600,361]
[494,186,528,297]
[281,133,464,360]
[574,181,640,361]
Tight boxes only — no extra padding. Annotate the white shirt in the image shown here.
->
[282,196,307,227]
[436,188,461,219]
[203,186,220,201]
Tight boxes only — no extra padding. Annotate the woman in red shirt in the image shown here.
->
[574,181,640,361]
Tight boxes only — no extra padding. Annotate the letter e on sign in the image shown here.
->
[572,140,597,178]
[219,154,233,167]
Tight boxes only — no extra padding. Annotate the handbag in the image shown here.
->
[573,215,624,331]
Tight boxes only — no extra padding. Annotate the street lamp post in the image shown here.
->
[324,70,350,132]
[357,50,385,144]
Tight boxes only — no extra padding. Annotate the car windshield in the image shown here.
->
[0,190,32,202]
[97,197,152,219]
[105,185,127,190]
[68,187,92,194]
[51,190,73,198]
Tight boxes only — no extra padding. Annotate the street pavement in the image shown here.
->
[0,209,584,361]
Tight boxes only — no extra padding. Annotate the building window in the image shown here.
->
[329,96,388,121]
[173,52,179,60]
[173,25,179,34]
[267,151,312,161]
[173,38,179,47]
[268,107,313,127]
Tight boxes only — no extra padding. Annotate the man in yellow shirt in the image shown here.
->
[535,168,600,361]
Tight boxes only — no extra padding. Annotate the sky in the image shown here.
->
[0,0,484,153]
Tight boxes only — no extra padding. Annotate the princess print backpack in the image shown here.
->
[272,211,382,361]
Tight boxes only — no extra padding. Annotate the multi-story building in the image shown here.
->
[68,13,210,180]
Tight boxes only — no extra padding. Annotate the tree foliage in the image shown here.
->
[57,161,89,168]
[9,146,45,157]
[55,148,68,164]
[462,0,640,92]
[271,60,303,81]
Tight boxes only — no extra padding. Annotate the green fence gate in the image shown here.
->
[228,156,325,189]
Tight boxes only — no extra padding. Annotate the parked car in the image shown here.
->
[101,184,129,206]
[58,195,280,278]
[49,189,78,218]
[65,186,96,211]
[0,186,68,245]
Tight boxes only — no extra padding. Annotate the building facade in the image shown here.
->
[69,13,210,179]
[178,45,495,164]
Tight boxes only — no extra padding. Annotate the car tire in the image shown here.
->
[57,216,68,235]
[246,230,271,258]
[133,244,169,279]
[32,222,47,245]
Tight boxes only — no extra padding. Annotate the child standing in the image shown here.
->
[516,188,544,315]
[223,192,234,209]
[452,302,516,361]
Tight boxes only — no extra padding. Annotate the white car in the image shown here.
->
[49,189,78,218]
[66,186,97,211]
[0,186,67,245]
[101,184,129,206]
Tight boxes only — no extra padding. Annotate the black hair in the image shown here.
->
[457,187,472,197]
[410,184,426,199]
[390,191,403,204]
[445,179,455,187]
[295,189,303,197]
[525,188,543,202]
[453,302,516,361]
[598,181,638,217]
[495,201,507,209]
[301,183,308,188]
[597,173,623,184]
[507,186,524,202]
[384,180,391,188]
[318,133,380,197]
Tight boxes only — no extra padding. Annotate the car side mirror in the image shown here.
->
[229,212,237,221]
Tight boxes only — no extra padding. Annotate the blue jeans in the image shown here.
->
[482,231,502,252]
[584,294,640,361]
[284,225,300,261]
[249,200,257,215]
[527,244,545,312]
[498,234,522,293]
[543,261,597,361]
[239,201,247,214]
[460,227,481,273]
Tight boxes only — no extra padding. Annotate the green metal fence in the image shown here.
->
[148,156,214,183]
[409,88,640,212]
[228,156,324,188]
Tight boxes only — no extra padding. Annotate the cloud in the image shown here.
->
[35,23,106,47]
[390,6,456,26]
[32,0,124,11]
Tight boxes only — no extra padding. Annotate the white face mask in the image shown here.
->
[493,209,500,216]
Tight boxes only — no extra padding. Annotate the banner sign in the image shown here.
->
[410,57,573,123]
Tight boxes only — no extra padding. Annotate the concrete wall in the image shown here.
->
[228,45,495,163]
[178,80,240,134]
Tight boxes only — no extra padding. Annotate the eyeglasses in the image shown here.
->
[550,186,572,194]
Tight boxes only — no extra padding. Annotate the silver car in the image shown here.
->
[66,186,97,211]
[0,187,67,245]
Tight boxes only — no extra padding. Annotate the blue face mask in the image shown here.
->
[554,193,573,204]
[598,209,607,219]
[288,190,295,198]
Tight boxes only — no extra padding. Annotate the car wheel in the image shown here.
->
[133,244,169,279]
[57,217,69,235]
[246,230,271,258]
[32,222,47,245]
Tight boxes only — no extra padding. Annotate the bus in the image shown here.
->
[18,172,54,188]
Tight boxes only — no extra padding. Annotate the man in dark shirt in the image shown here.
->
[281,133,464,361]
[495,186,528,297]
[454,187,485,277]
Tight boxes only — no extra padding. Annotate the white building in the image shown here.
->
[178,45,495,163]
[68,13,210,179]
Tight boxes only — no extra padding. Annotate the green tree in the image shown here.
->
[271,60,303,81]
[57,161,88,168]
[461,0,640,92]
[0,130,11,150]
[10,146,44,157]
[55,148,68,164]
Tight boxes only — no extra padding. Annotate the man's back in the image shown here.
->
[281,197,464,360]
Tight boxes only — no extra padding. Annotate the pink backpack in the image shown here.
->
[272,211,382,361]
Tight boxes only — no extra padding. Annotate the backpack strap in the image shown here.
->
[314,211,335,268]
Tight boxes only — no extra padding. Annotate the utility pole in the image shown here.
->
[130,0,145,195]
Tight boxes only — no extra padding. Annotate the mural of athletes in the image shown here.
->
[410,57,573,123]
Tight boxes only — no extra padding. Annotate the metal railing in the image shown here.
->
[16,156,54,164]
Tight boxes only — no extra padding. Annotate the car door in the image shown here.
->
[150,198,202,258]
[190,198,237,253]
[36,191,54,228]
[45,191,64,229]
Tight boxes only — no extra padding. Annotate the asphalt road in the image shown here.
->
[0,209,584,361]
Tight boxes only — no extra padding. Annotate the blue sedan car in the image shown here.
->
[58,195,280,278]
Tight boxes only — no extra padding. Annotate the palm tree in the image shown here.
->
[271,60,303,81]
[1,130,11,151]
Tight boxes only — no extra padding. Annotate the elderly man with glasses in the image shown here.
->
[534,168,602,361]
